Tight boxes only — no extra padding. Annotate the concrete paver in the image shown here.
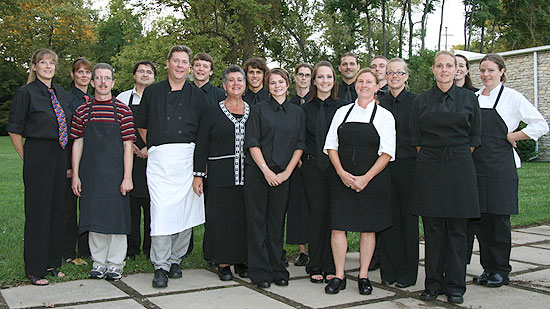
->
[511,231,549,244]
[148,286,292,308]
[466,253,539,277]
[71,299,145,308]
[516,225,550,236]
[510,246,550,265]
[350,297,447,308]
[1,279,127,309]
[513,268,550,292]
[462,282,550,308]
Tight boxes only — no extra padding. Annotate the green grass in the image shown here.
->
[0,135,548,287]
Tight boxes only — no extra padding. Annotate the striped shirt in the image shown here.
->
[70,98,135,141]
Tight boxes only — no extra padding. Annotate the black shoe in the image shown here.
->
[255,281,271,288]
[168,263,182,279]
[447,292,464,304]
[395,282,412,288]
[325,277,346,294]
[420,289,440,301]
[218,266,233,281]
[152,269,168,288]
[368,259,380,271]
[308,267,323,283]
[358,278,373,295]
[381,279,396,285]
[473,271,489,285]
[323,273,336,283]
[487,273,509,287]
[294,253,309,266]
[234,263,249,278]
[274,278,289,286]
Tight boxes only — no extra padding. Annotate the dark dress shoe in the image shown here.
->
[294,253,309,266]
[274,278,289,286]
[358,278,373,295]
[487,273,509,287]
[381,279,396,285]
[168,263,182,278]
[218,266,233,281]
[420,289,440,301]
[395,282,412,288]
[325,277,346,294]
[473,271,489,285]
[255,281,271,288]
[152,269,168,288]
[368,260,380,271]
[447,292,464,304]
[234,263,249,278]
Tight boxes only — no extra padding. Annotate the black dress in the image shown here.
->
[194,101,250,264]
[331,104,392,232]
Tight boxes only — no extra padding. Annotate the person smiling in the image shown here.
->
[192,52,226,105]
[324,68,396,295]
[471,53,548,288]
[242,57,270,105]
[410,50,481,304]
[244,68,306,288]
[337,52,360,103]
[378,58,419,289]
[454,54,478,92]
[8,48,71,286]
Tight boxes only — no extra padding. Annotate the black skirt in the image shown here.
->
[203,186,247,264]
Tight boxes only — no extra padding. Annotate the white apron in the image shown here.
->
[147,143,205,236]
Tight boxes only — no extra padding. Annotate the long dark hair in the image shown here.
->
[456,54,476,91]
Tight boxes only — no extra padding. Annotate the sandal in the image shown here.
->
[47,268,66,278]
[29,276,49,286]
[309,267,323,284]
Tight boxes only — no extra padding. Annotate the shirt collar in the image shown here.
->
[199,81,212,93]
[269,96,287,112]
[354,99,376,112]
[131,87,142,99]
[436,83,457,100]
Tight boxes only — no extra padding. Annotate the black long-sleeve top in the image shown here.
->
[194,101,250,187]
[410,84,481,148]
[290,91,311,106]
[195,81,226,106]
[7,79,71,140]
[379,88,417,159]
[135,80,207,148]
[244,97,306,170]
[302,96,346,155]
[68,86,92,113]
[337,81,357,103]
[243,87,269,105]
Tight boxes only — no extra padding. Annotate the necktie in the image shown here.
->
[315,101,329,170]
[392,97,398,117]
[344,84,353,103]
[439,92,449,112]
[272,105,287,167]
[48,89,68,149]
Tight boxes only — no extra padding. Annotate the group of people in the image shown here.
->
[8,45,548,305]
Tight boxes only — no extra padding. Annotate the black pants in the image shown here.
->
[301,159,335,274]
[127,196,151,257]
[470,213,511,277]
[285,168,308,244]
[23,138,66,277]
[422,216,469,295]
[61,179,90,259]
[380,159,419,285]
[245,165,290,283]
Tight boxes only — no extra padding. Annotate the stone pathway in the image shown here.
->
[2,225,549,308]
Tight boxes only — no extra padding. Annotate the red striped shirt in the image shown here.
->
[70,98,135,141]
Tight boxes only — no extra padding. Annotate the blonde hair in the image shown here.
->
[27,48,58,84]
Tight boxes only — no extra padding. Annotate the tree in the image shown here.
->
[500,0,550,49]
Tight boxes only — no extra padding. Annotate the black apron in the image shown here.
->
[331,103,392,232]
[79,100,131,234]
[414,104,480,218]
[473,86,518,215]
[128,94,149,198]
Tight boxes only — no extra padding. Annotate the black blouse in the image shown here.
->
[337,81,357,103]
[196,81,226,106]
[245,97,306,170]
[7,79,70,140]
[243,87,269,106]
[410,84,481,148]
[194,101,250,188]
[302,96,346,155]
[135,80,207,148]
[68,86,91,113]
[379,88,417,159]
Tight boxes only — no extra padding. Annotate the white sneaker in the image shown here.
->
[89,266,107,279]
[104,267,123,280]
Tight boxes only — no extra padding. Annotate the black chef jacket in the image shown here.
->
[379,88,417,159]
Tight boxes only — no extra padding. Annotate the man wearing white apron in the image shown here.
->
[135,45,207,288]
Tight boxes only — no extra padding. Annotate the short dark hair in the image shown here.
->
[72,58,93,73]
[310,61,338,101]
[340,52,358,64]
[133,60,157,76]
[222,64,245,84]
[480,53,507,83]
[294,63,313,75]
[243,57,269,75]
[193,52,215,71]
[371,55,389,64]
[265,68,290,88]
[93,63,115,79]
[168,45,193,61]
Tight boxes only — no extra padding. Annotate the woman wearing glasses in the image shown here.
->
[378,58,419,288]
[7,48,70,285]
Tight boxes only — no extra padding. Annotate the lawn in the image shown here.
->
[1,136,549,287]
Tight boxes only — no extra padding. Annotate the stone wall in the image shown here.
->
[469,50,550,161]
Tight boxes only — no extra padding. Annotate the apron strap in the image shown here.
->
[342,104,355,123]
[493,85,505,109]
[369,103,378,123]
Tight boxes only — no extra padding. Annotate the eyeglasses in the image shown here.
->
[137,69,154,75]
[386,71,407,76]
[296,73,311,78]
[94,76,112,82]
